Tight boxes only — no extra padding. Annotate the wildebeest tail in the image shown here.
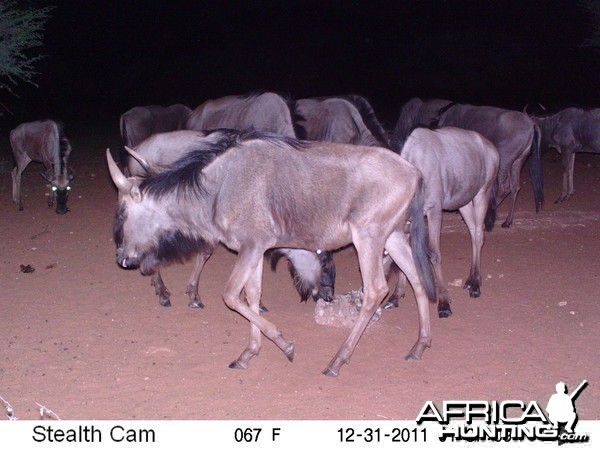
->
[529,125,544,212]
[409,177,436,302]
[484,181,498,231]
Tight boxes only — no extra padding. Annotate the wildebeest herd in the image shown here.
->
[8,92,600,376]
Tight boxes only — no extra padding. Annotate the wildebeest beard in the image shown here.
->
[139,229,212,275]
[113,204,211,274]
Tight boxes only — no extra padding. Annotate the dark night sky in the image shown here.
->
[9,0,600,127]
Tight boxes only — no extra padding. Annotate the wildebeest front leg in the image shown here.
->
[150,269,172,307]
[224,248,294,369]
[185,251,213,308]
[557,149,576,204]
[316,251,336,301]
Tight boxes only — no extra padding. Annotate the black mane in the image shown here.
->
[140,129,305,199]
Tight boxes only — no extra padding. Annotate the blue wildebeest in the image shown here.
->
[119,104,192,171]
[107,130,436,376]
[185,91,303,138]
[394,98,543,228]
[10,120,75,214]
[271,94,390,302]
[531,107,600,203]
[386,127,499,317]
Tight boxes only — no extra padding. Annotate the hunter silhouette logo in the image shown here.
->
[546,379,589,443]
[416,379,590,443]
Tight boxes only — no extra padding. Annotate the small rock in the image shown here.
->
[314,290,381,328]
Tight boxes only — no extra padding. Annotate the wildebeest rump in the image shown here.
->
[295,95,389,147]
[531,107,600,203]
[394,98,543,228]
[10,120,75,214]
[387,127,500,317]
[107,130,436,377]
[119,104,192,171]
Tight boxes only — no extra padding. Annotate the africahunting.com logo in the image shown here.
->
[416,380,590,444]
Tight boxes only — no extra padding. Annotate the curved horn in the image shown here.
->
[125,146,153,173]
[106,149,133,193]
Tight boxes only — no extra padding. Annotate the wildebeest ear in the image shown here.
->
[125,146,153,173]
[40,169,53,182]
[106,148,133,194]
[130,184,143,203]
[67,167,77,181]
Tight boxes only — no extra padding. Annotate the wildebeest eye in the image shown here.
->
[66,186,71,191]
[52,186,57,192]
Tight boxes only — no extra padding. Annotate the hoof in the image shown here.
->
[284,347,294,363]
[322,367,338,377]
[17,206,24,211]
[404,353,420,361]
[188,301,205,309]
[228,360,248,369]
[159,298,172,307]
[501,221,511,229]
[438,308,452,318]
[259,304,269,313]
[469,290,481,299]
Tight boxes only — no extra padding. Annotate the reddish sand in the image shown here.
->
[0,125,598,420]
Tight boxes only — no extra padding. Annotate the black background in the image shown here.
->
[7,0,600,128]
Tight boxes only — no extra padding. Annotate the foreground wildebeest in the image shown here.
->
[119,104,192,170]
[10,120,75,214]
[271,95,390,301]
[107,130,436,376]
[186,91,335,302]
[395,98,543,228]
[530,107,600,203]
[386,127,500,317]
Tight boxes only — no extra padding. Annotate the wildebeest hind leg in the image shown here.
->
[427,208,452,317]
[459,199,485,298]
[385,231,432,361]
[324,236,388,376]
[224,249,294,369]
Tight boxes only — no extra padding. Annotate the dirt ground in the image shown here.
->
[0,125,598,421]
